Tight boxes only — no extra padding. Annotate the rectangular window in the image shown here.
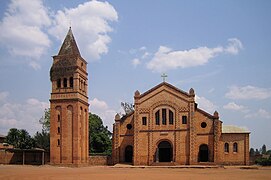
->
[162,109,167,125]
[57,139,60,146]
[155,111,160,125]
[57,127,61,134]
[69,77,73,88]
[142,117,147,125]
[169,110,174,125]
[182,116,187,124]
[57,79,61,88]
[63,78,67,87]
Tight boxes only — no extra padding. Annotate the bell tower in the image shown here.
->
[49,27,89,166]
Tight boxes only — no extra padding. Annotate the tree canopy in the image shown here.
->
[5,128,35,149]
[89,113,112,155]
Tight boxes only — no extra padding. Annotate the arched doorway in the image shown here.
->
[157,141,172,162]
[198,144,209,162]
[125,145,133,163]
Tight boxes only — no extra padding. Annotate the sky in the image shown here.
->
[0,0,270,150]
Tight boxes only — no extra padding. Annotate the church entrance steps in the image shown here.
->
[112,163,220,169]
[151,162,178,166]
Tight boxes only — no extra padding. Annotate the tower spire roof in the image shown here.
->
[58,27,81,56]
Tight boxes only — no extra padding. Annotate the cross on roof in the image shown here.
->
[161,73,168,82]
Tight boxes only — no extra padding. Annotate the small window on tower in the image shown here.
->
[182,116,187,124]
[57,79,61,88]
[63,78,67,87]
[57,114,60,122]
[57,127,60,134]
[69,77,73,88]
[142,117,147,125]
[57,139,60,146]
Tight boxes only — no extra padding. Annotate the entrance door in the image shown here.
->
[158,141,172,162]
[125,145,133,163]
[199,144,209,162]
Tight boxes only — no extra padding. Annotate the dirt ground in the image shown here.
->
[0,165,271,180]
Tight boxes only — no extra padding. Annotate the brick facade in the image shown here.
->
[112,82,250,165]
[50,28,89,166]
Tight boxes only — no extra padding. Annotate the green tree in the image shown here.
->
[5,128,20,147]
[34,108,50,151]
[249,148,255,156]
[261,144,267,154]
[89,113,112,155]
[33,130,50,151]
[39,108,50,133]
[255,149,260,155]
[5,128,35,149]
[121,102,134,115]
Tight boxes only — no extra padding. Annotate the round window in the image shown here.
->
[201,122,207,128]
[126,124,132,130]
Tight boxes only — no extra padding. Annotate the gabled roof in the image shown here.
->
[120,111,134,122]
[58,27,81,56]
[196,108,216,119]
[139,82,190,99]
[222,125,250,134]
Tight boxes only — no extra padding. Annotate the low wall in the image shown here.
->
[88,155,112,166]
[0,149,50,165]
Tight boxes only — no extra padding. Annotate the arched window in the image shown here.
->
[63,78,67,87]
[155,110,160,125]
[57,79,61,88]
[169,110,174,124]
[69,77,73,88]
[233,142,238,152]
[162,109,167,125]
[224,143,229,153]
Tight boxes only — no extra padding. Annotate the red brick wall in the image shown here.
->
[88,156,111,166]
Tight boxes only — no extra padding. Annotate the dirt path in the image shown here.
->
[0,165,271,180]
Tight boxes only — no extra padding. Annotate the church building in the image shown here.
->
[49,28,89,166]
[112,82,250,165]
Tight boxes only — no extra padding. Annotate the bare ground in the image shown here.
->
[0,165,271,180]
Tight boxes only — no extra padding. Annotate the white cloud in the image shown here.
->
[225,38,243,55]
[141,52,150,59]
[0,0,51,65]
[245,109,271,119]
[225,85,271,100]
[223,102,247,112]
[0,0,118,69]
[146,38,242,72]
[132,58,141,67]
[0,91,49,135]
[0,91,9,102]
[90,98,108,110]
[195,95,217,113]
[139,46,146,51]
[49,0,118,60]
[89,98,116,131]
